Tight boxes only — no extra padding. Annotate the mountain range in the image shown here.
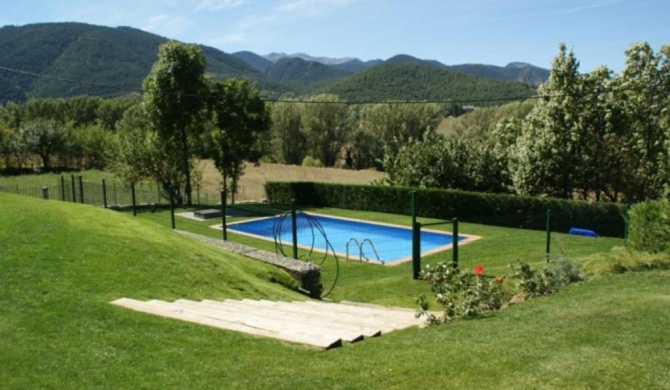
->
[0,22,547,104]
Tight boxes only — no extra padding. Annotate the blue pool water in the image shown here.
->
[227,213,463,264]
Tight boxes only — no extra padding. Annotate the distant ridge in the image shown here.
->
[0,22,547,104]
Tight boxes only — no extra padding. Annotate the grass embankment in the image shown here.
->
[2,193,669,389]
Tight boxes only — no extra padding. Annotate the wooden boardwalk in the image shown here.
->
[111,298,425,349]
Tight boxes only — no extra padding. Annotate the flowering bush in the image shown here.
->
[416,263,504,325]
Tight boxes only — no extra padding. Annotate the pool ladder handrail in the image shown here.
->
[346,238,383,264]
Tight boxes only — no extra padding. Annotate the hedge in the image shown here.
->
[627,200,670,253]
[264,182,628,238]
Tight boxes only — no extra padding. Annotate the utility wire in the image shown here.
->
[0,64,657,106]
[0,65,141,95]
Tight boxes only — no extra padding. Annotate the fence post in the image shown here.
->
[42,187,49,200]
[412,222,421,279]
[60,175,65,202]
[291,199,298,260]
[221,189,227,241]
[71,175,76,203]
[452,218,459,269]
[60,175,66,201]
[169,186,176,229]
[131,183,137,217]
[411,191,417,228]
[545,209,551,263]
[102,179,108,208]
[78,176,84,204]
[623,204,630,244]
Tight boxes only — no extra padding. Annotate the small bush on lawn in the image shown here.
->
[510,259,583,297]
[416,263,506,324]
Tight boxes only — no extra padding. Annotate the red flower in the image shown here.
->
[474,265,484,276]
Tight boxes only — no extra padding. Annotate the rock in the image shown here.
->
[509,293,528,305]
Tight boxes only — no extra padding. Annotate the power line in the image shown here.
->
[0,64,658,106]
[0,65,142,95]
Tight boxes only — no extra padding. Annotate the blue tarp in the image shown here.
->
[569,227,598,237]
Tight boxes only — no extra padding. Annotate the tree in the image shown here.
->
[208,79,270,203]
[300,94,352,167]
[509,44,588,198]
[96,96,139,131]
[142,41,207,205]
[613,42,670,201]
[383,131,465,189]
[358,103,443,164]
[111,105,184,200]
[18,119,65,170]
[269,101,305,165]
[344,128,379,170]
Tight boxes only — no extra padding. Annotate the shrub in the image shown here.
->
[585,246,670,275]
[627,200,670,253]
[416,263,505,324]
[509,259,583,297]
[301,156,323,168]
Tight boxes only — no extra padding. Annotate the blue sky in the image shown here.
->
[3,0,668,72]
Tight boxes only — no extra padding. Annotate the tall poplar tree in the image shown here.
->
[142,41,207,205]
[614,42,670,201]
[510,44,585,198]
[208,79,270,203]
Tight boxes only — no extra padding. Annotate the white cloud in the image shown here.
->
[238,14,278,29]
[557,0,627,15]
[209,32,249,45]
[141,13,192,37]
[277,0,358,17]
[195,0,247,12]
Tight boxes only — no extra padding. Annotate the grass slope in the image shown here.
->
[1,193,669,389]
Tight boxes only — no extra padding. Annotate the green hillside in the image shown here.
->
[232,51,274,72]
[0,22,540,104]
[266,57,352,83]
[322,62,536,103]
[448,62,550,86]
[0,23,269,103]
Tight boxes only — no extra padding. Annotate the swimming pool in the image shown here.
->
[225,213,471,265]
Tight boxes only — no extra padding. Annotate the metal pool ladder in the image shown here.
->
[346,238,382,264]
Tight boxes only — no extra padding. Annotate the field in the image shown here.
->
[1,192,669,389]
[197,160,385,201]
[0,160,385,203]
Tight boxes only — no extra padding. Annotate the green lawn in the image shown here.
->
[132,204,624,305]
[2,193,669,389]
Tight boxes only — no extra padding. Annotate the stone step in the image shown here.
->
[206,299,382,338]
[291,300,424,328]
[111,298,341,349]
[240,299,405,334]
[111,298,426,349]
[171,299,365,343]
